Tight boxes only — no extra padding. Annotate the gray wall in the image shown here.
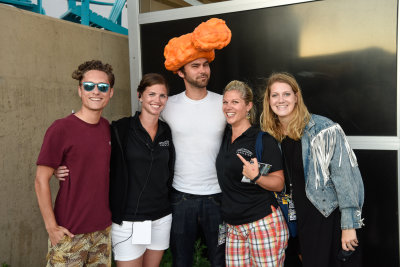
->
[0,5,131,266]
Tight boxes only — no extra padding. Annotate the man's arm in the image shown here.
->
[35,165,74,245]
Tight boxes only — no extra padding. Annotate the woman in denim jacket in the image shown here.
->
[260,72,364,267]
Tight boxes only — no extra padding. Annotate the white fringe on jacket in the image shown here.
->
[310,124,358,189]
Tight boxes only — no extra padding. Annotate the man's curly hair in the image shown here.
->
[72,60,115,87]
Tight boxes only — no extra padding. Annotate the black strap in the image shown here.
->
[282,144,293,195]
[251,172,261,184]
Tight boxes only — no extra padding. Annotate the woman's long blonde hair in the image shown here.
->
[260,72,311,142]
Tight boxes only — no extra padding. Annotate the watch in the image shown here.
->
[251,172,261,184]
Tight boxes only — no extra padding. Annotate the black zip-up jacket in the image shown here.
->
[109,112,175,224]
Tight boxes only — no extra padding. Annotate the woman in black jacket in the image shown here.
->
[109,73,175,266]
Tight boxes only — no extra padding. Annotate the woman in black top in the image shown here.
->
[109,73,175,266]
[216,80,288,267]
[260,72,364,267]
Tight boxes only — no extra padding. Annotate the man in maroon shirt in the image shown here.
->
[35,60,114,266]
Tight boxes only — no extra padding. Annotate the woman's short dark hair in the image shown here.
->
[137,73,169,97]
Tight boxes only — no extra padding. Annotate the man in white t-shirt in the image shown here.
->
[162,18,231,266]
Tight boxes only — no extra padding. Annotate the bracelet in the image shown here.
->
[251,172,261,184]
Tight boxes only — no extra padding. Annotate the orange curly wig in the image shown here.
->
[164,18,231,72]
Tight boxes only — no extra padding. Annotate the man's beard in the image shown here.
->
[186,74,210,88]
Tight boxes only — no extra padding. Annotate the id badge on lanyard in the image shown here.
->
[218,223,226,246]
[287,194,297,222]
[132,220,152,244]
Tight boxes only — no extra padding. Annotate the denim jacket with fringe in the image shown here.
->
[301,114,364,229]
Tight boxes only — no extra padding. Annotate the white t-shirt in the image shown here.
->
[161,91,226,195]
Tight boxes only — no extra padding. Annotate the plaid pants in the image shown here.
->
[226,206,289,267]
[46,226,111,267]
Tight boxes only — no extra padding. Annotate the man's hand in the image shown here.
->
[47,225,74,246]
[54,166,69,181]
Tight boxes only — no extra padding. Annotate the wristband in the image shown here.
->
[251,172,261,184]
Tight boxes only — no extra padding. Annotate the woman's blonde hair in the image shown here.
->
[260,72,310,142]
[223,80,256,124]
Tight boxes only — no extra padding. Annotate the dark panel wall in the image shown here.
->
[141,0,397,136]
[356,150,398,266]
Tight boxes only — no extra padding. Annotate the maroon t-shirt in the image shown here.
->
[37,114,112,234]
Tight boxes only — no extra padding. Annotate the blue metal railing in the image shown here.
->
[62,0,127,35]
[0,0,127,35]
[0,0,44,14]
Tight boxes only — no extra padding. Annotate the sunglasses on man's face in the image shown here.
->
[82,82,110,93]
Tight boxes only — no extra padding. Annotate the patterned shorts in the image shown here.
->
[46,226,111,267]
[226,206,289,267]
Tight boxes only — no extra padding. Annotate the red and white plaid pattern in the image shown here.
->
[225,206,289,267]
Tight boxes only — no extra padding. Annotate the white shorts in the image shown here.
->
[111,214,172,261]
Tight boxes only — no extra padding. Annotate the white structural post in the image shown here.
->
[127,0,141,114]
